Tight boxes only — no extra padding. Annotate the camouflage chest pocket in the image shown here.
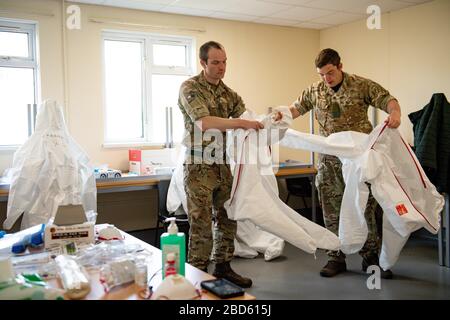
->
[217,96,232,117]
[339,96,368,124]
[206,96,223,117]
[314,97,330,128]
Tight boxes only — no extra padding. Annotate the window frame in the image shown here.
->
[0,18,39,150]
[101,30,195,147]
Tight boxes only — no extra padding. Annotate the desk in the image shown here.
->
[0,166,318,228]
[94,166,318,219]
[47,227,255,300]
[1,165,317,201]
[275,166,318,222]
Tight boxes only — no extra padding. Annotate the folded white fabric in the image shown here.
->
[234,220,285,261]
[280,124,444,269]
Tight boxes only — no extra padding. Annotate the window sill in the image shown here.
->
[102,142,171,149]
[0,145,20,152]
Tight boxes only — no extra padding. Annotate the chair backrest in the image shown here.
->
[286,177,312,196]
[158,179,171,216]
[157,178,188,225]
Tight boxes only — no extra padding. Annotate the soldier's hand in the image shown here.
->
[273,111,283,122]
[385,110,401,128]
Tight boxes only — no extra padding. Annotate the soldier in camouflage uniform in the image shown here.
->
[178,41,263,288]
[284,48,401,278]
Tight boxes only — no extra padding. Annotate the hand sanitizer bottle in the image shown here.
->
[160,217,185,278]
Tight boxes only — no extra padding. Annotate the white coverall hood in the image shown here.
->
[4,100,97,230]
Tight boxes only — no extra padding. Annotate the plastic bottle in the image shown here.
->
[160,217,185,279]
[134,261,148,289]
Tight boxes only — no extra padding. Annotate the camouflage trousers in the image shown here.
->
[316,154,381,262]
[183,163,236,270]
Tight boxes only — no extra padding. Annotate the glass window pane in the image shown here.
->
[104,40,144,141]
[0,31,29,58]
[151,74,189,143]
[153,44,186,67]
[0,67,34,145]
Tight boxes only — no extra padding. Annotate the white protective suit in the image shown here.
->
[4,100,97,230]
[280,123,444,270]
[167,144,285,261]
[224,109,340,254]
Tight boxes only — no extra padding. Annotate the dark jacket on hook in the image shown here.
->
[409,93,450,193]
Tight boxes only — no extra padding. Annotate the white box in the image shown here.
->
[44,205,95,250]
[129,148,179,176]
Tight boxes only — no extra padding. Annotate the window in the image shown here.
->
[102,32,195,146]
[0,20,38,147]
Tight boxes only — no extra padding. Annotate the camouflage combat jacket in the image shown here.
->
[178,71,246,160]
[293,72,397,137]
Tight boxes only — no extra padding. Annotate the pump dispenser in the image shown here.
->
[160,217,185,278]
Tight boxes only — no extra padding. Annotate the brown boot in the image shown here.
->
[213,261,253,288]
[319,260,347,277]
[362,254,393,279]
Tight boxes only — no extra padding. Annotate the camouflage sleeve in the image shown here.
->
[229,92,246,118]
[365,79,397,113]
[179,81,210,121]
[293,86,314,116]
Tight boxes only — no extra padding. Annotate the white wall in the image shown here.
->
[320,0,450,144]
[0,0,319,173]
[2,0,448,174]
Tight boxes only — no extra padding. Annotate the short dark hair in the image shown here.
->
[315,48,341,68]
[199,41,224,62]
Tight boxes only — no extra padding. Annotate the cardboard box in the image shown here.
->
[44,204,95,250]
[129,149,178,176]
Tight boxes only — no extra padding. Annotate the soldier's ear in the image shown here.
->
[200,59,207,69]
[337,63,343,71]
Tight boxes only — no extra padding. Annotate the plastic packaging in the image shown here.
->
[10,251,53,277]
[99,258,136,292]
[55,255,91,299]
[0,257,15,283]
[75,241,148,268]
[134,261,148,289]
[11,224,45,254]
[0,257,64,300]
[160,218,185,278]
[0,224,45,256]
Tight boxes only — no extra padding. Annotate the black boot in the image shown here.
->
[213,261,253,288]
[362,254,393,279]
[320,260,347,277]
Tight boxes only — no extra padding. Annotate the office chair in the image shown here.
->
[285,177,312,209]
[153,179,189,247]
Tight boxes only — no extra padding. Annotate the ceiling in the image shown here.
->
[69,0,433,30]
